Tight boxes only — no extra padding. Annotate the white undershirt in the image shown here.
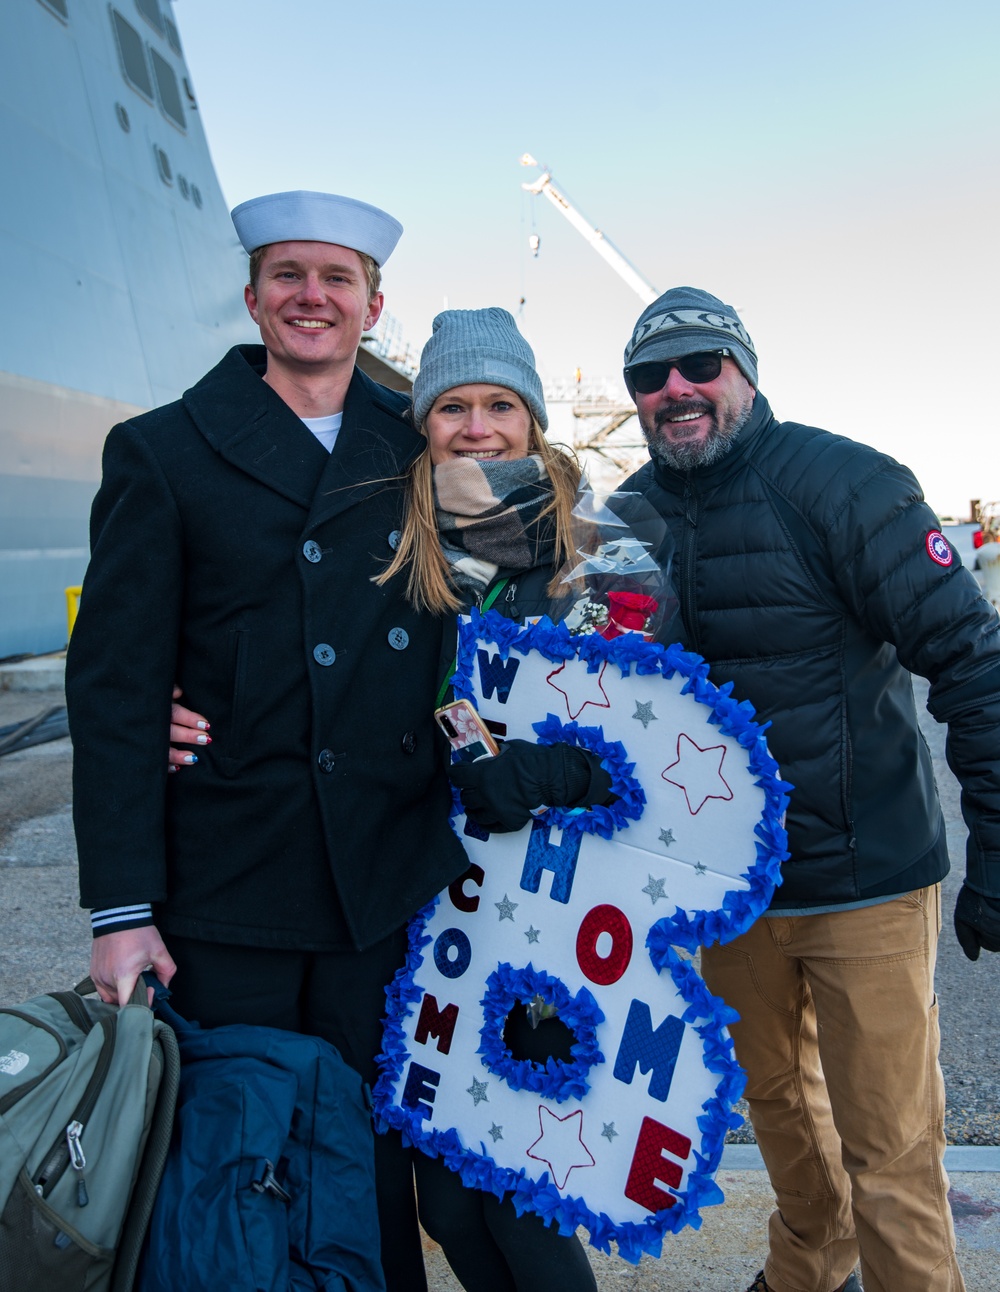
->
[300,412,343,453]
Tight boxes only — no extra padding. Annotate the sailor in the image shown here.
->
[66,190,468,1288]
[617,286,1000,1292]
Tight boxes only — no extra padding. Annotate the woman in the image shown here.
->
[171,309,608,1290]
[379,308,607,1290]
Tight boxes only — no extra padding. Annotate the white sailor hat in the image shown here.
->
[231,190,403,265]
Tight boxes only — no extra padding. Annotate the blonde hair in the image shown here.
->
[376,416,582,615]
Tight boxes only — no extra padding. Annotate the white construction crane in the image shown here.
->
[519,154,659,307]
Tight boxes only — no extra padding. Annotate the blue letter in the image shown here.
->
[520,818,582,904]
[433,928,472,979]
[613,999,685,1102]
[402,1062,440,1121]
[477,649,520,704]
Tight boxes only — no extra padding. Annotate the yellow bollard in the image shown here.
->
[65,585,82,641]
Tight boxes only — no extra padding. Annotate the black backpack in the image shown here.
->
[138,986,385,1292]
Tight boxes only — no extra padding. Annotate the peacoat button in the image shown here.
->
[302,540,323,563]
[401,731,417,754]
[387,627,409,651]
[388,530,401,551]
[317,748,337,773]
[313,643,336,666]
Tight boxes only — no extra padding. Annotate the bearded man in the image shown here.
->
[619,287,1000,1292]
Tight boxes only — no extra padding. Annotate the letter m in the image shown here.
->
[613,999,685,1102]
[414,994,459,1055]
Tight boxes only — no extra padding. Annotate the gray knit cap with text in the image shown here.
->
[623,287,758,387]
[412,308,548,430]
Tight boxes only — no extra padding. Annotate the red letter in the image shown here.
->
[624,1116,691,1213]
[449,862,484,913]
[414,994,459,1055]
[576,904,633,985]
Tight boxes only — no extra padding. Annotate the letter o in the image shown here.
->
[576,904,633,986]
[433,928,472,980]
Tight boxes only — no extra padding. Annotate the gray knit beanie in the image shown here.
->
[412,308,548,431]
[623,287,758,387]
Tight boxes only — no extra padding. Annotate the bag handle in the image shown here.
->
[74,973,177,1012]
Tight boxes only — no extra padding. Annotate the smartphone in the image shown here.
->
[434,700,500,764]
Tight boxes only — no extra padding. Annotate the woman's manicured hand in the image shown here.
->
[168,685,211,770]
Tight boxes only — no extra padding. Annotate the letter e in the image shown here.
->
[401,1062,441,1122]
[624,1116,692,1212]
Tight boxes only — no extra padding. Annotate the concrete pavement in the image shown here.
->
[2,638,999,1288]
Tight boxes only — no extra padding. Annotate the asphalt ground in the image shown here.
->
[2,643,998,1288]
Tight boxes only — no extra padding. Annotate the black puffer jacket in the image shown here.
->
[622,394,1000,909]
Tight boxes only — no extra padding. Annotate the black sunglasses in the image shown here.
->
[625,349,729,395]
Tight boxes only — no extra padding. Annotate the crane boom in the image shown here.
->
[520,154,659,307]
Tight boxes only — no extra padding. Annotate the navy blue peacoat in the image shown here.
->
[68,345,467,951]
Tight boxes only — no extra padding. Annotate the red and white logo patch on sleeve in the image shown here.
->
[926,530,954,567]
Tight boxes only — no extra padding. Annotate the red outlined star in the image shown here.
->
[661,733,733,815]
[526,1105,595,1190]
[545,660,610,721]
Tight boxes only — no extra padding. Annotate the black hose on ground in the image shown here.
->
[0,706,69,758]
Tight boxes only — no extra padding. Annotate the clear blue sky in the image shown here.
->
[174,0,999,516]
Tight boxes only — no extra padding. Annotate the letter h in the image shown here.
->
[520,818,582,904]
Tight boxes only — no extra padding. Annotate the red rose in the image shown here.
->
[606,591,659,632]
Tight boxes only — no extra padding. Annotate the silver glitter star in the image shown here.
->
[495,893,518,921]
[642,874,667,904]
[633,700,657,729]
[525,925,541,944]
[658,827,675,848]
[489,1123,504,1143]
[601,1122,619,1143]
[693,861,708,877]
[467,1077,489,1106]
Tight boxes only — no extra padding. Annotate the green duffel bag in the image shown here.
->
[0,977,178,1291]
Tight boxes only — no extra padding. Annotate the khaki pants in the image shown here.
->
[701,885,964,1292]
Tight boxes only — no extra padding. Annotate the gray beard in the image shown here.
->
[641,399,753,472]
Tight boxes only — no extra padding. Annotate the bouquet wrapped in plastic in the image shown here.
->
[545,486,681,643]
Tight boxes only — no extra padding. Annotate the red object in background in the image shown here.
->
[974,530,985,550]
[599,592,659,640]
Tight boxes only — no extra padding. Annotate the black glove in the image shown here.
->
[449,740,614,833]
[954,884,1000,961]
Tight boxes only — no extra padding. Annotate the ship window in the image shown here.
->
[134,0,163,35]
[164,16,182,54]
[111,9,153,101]
[37,0,69,19]
[115,102,131,132]
[191,184,203,209]
[150,47,186,129]
[178,174,190,200]
[154,144,173,185]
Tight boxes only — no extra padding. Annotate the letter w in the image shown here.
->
[477,649,520,703]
